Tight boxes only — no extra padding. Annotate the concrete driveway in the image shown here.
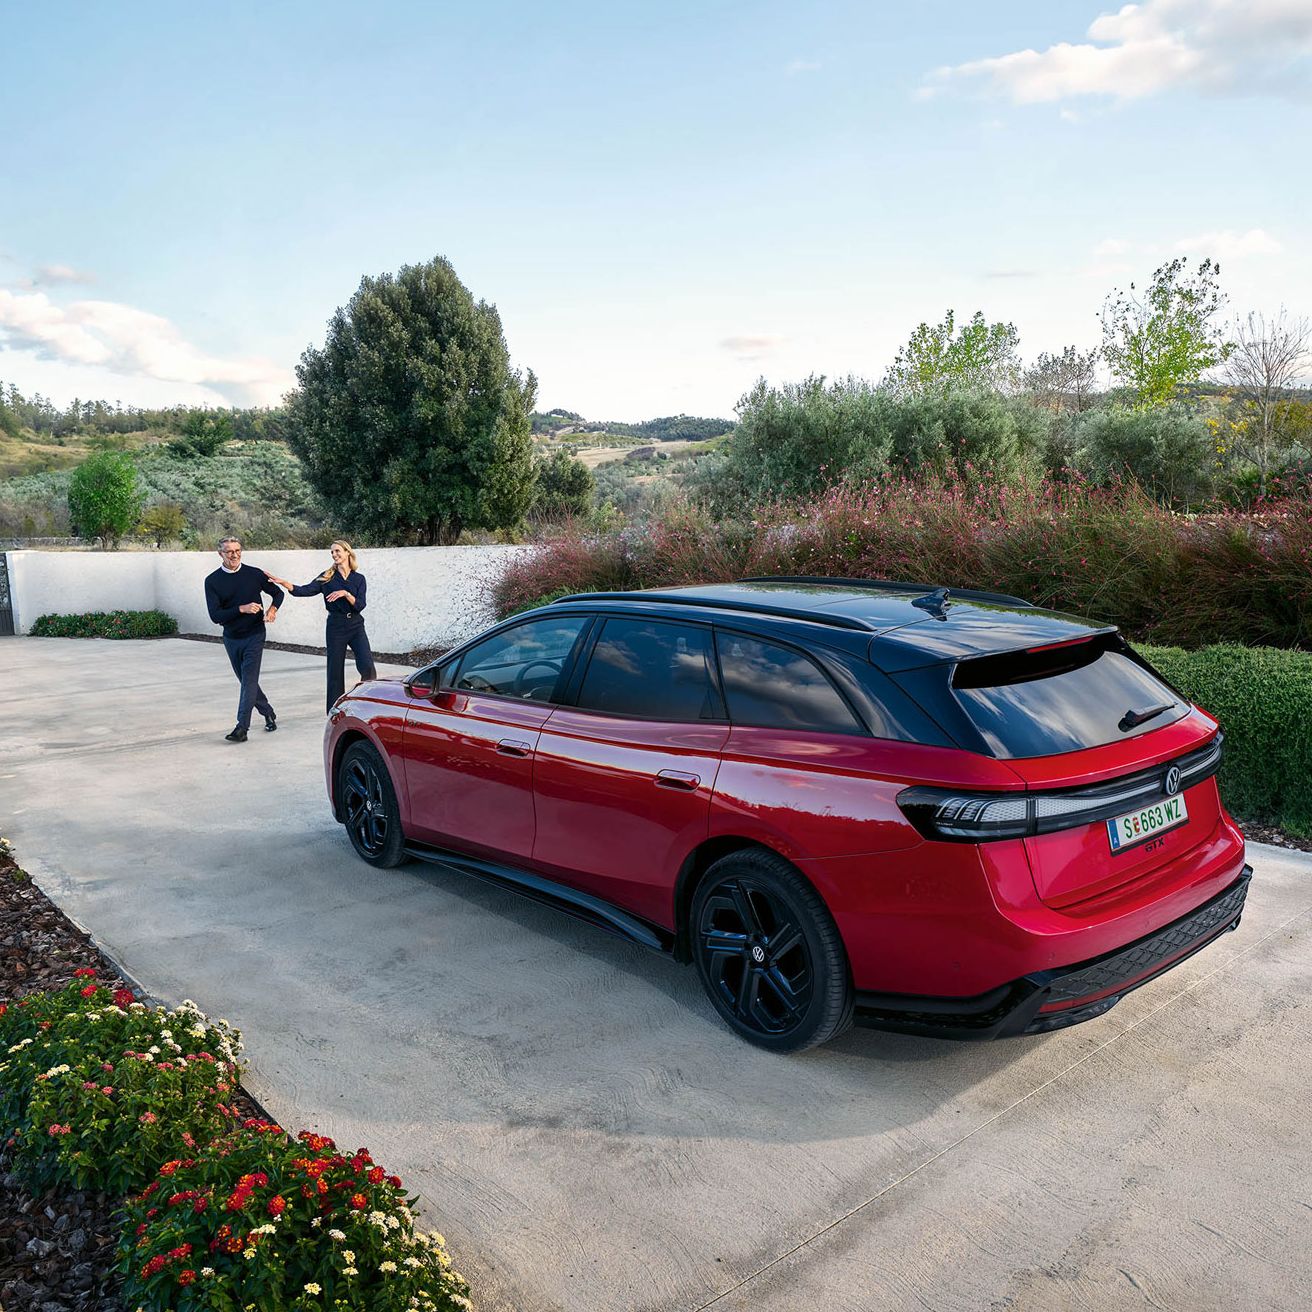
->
[2,636,1310,1312]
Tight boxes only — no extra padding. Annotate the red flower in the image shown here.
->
[193,1196,209,1213]
[79,985,97,997]
[349,1192,367,1210]
[113,988,135,1007]
[142,1254,167,1277]
[178,1269,197,1286]
[74,967,96,978]
[169,1243,192,1260]
[388,1175,403,1189]
[267,1195,286,1217]
[367,1166,385,1184]
[157,1159,179,1174]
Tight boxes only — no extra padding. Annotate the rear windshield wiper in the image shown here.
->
[1118,702,1173,732]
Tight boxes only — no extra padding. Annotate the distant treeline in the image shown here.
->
[530,409,734,441]
[0,384,287,442]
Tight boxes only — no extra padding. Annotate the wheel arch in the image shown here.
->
[673,837,825,963]
[330,729,394,822]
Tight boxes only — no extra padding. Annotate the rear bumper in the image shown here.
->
[853,865,1252,1040]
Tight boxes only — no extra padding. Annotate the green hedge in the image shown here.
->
[29,609,177,639]
[1142,643,1312,837]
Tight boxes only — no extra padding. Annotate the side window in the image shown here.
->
[716,632,864,734]
[575,617,718,721]
[452,615,589,701]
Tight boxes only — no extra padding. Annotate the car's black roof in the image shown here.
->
[549,578,1116,670]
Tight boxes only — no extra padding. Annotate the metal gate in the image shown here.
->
[0,554,13,636]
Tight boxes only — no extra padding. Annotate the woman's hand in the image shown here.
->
[265,574,293,589]
[327,589,352,603]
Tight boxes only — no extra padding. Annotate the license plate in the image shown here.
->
[1107,794,1189,852]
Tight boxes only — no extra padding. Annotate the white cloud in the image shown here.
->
[34,263,95,286]
[785,59,821,76]
[0,289,292,405]
[719,334,787,361]
[1175,227,1283,258]
[1094,237,1132,256]
[924,0,1312,103]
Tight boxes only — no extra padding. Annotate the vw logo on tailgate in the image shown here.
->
[1165,765,1181,796]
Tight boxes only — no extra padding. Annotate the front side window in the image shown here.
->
[575,617,718,720]
[452,615,589,701]
[717,632,864,734]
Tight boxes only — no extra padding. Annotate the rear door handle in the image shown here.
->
[655,769,700,790]
[497,738,534,758]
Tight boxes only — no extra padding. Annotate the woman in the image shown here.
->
[267,541,377,713]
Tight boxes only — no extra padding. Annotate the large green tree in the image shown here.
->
[1101,257,1232,407]
[884,310,1021,396]
[286,257,537,544]
[67,452,143,549]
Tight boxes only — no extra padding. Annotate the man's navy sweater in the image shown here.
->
[204,564,285,639]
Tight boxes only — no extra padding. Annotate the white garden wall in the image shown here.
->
[6,545,531,652]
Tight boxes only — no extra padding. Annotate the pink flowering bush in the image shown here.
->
[491,475,1312,650]
[0,972,242,1194]
[119,1121,471,1311]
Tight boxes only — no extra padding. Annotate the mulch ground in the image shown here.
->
[0,845,265,1312]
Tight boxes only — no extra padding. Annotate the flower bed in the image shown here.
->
[0,839,471,1312]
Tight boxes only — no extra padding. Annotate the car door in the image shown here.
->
[532,614,730,927]
[401,613,592,863]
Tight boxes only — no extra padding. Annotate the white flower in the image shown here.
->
[343,1267,358,1277]
[310,1216,321,1228]
[386,1215,400,1230]
[379,1260,398,1273]
[403,1256,423,1268]
[328,1228,346,1241]
[251,1224,276,1236]
[42,1064,70,1078]
[244,1248,257,1260]
[201,1267,215,1277]
[303,1283,322,1295]
[342,1249,355,1264]
[148,1045,160,1055]
[189,1025,207,1039]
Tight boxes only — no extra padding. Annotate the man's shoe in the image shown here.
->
[224,726,248,743]
[263,714,277,732]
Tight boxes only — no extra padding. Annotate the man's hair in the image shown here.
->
[218,536,242,551]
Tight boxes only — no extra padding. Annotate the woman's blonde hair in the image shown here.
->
[319,539,358,582]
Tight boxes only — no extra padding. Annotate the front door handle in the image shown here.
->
[497,738,534,758]
[655,769,700,790]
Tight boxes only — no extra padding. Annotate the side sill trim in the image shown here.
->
[403,844,672,954]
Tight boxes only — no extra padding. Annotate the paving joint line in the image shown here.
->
[690,898,1312,1311]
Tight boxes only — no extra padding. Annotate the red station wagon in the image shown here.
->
[323,579,1251,1051]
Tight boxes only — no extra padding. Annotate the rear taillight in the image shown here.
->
[897,787,1030,841]
[897,733,1222,843]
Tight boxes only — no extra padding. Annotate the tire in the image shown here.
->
[337,741,409,869]
[690,848,853,1052]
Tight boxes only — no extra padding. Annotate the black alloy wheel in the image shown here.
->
[691,848,853,1052]
[338,742,408,868]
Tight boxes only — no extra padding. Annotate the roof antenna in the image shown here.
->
[912,587,952,620]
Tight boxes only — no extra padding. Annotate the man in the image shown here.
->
[204,536,284,742]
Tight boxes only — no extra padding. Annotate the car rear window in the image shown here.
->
[951,637,1189,758]
[716,632,864,734]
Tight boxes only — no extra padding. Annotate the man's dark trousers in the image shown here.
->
[223,632,274,730]
[325,616,376,712]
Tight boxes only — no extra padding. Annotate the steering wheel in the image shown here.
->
[513,660,562,698]
[459,672,498,694]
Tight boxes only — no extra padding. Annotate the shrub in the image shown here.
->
[30,609,178,638]
[0,974,243,1195]
[119,1122,471,1311]
[1141,644,1312,837]
[1072,404,1215,507]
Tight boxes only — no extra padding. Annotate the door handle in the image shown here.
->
[497,738,534,757]
[655,769,700,790]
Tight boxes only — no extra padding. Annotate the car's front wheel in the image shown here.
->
[691,849,853,1052]
[337,741,409,869]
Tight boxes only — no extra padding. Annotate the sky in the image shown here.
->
[1,0,1309,421]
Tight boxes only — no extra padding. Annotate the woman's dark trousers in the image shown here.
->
[326,617,376,712]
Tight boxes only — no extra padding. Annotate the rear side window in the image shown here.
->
[952,638,1188,757]
[717,632,864,734]
[575,617,718,720]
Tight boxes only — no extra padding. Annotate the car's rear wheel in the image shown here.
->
[691,849,853,1052]
[338,741,408,869]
